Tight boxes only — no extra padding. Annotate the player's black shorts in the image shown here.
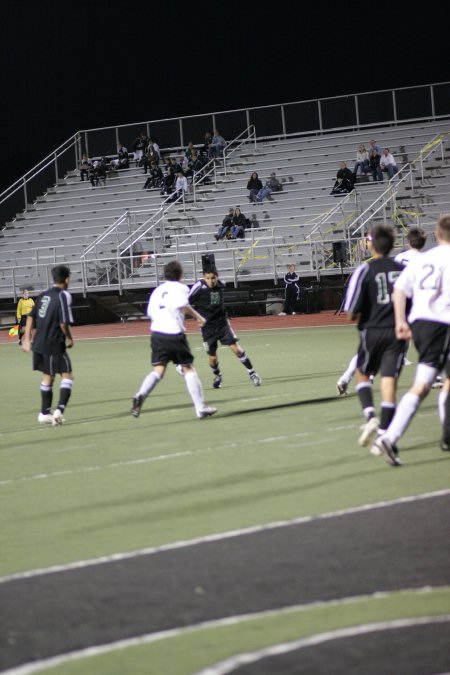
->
[202,321,238,355]
[33,351,72,375]
[151,331,194,366]
[357,327,406,377]
[411,320,450,370]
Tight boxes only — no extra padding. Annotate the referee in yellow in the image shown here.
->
[16,289,35,345]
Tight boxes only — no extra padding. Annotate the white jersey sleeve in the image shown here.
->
[394,244,450,324]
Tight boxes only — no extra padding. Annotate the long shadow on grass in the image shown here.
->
[219,395,345,417]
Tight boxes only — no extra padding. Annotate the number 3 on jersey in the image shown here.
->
[375,271,401,304]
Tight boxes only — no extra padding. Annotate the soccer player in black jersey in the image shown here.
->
[343,225,406,455]
[188,266,261,388]
[22,265,74,426]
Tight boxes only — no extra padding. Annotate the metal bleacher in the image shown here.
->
[1,84,449,300]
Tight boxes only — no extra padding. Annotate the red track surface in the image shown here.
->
[1,311,349,344]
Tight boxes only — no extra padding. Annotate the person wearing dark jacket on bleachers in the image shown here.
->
[247,172,263,202]
[143,161,163,189]
[330,162,354,195]
[231,207,247,239]
[133,132,149,166]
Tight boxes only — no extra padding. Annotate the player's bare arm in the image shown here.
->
[393,288,411,340]
[60,322,74,348]
[184,304,206,327]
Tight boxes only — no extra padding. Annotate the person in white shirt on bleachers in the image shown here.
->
[379,148,398,180]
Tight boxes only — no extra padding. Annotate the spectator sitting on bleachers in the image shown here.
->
[215,207,234,241]
[143,141,160,174]
[379,148,399,180]
[208,129,226,159]
[353,144,370,177]
[132,132,149,167]
[256,172,283,202]
[167,171,188,202]
[247,172,263,202]
[330,162,354,195]
[143,161,163,190]
[185,141,196,160]
[79,154,91,181]
[202,131,213,158]
[231,207,247,239]
[369,139,383,156]
[90,158,108,188]
[110,143,129,170]
[369,145,382,181]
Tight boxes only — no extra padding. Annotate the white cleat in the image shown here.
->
[38,413,54,425]
[336,378,348,396]
[52,409,65,426]
[175,364,184,377]
[196,406,218,419]
[358,417,379,447]
[250,373,262,386]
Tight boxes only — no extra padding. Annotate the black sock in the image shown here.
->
[380,403,396,433]
[57,379,73,411]
[239,352,254,372]
[210,363,221,376]
[40,385,53,414]
[356,382,375,419]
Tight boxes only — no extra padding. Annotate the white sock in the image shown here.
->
[385,392,420,444]
[438,391,448,424]
[340,354,358,384]
[184,371,204,411]
[137,372,161,398]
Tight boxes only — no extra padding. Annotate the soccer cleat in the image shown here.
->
[278,312,287,316]
[403,358,413,366]
[196,406,218,419]
[358,417,379,447]
[336,378,348,396]
[250,372,262,386]
[370,441,383,457]
[440,438,450,452]
[372,436,402,466]
[175,364,184,377]
[52,409,65,426]
[431,375,444,389]
[213,375,222,389]
[38,413,54,424]
[131,395,143,418]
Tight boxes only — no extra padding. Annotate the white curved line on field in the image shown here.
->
[195,614,450,675]
[2,589,449,675]
[0,489,449,585]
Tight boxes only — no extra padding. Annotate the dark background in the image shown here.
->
[1,0,448,195]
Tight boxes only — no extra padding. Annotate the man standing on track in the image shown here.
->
[188,265,261,389]
[16,289,35,346]
[343,225,406,455]
[372,214,450,462]
[131,261,217,419]
[22,265,74,426]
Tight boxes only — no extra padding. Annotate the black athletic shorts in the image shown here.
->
[33,351,72,375]
[357,327,406,377]
[411,320,450,371]
[202,321,238,355]
[151,331,194,366]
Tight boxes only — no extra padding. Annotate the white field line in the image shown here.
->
[195,614,450,675]
[0,421,369,487]
[0,489,449,585]
[2,588,449,675]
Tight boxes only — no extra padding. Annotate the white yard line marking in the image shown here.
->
[2,589,448,675]
[195,614,450,675]
[0,489,449,585]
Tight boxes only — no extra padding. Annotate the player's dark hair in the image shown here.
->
[203,265,218,276]
[437,214,450,242]
[370,224,395,256]
[407,227,427,250]
[164,260,183,281]
[51,265,71,284]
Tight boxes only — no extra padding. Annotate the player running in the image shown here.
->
[188,265,261,389]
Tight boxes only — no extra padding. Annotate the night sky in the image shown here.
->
[1,0,448,194]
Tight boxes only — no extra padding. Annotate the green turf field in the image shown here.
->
[1,325,449,674]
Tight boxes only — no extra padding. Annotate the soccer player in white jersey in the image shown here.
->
[372,214,450,464]
[131,261,217,420]
[336,226,427,395]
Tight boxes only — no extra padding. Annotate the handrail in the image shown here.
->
[223,125,257,176]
